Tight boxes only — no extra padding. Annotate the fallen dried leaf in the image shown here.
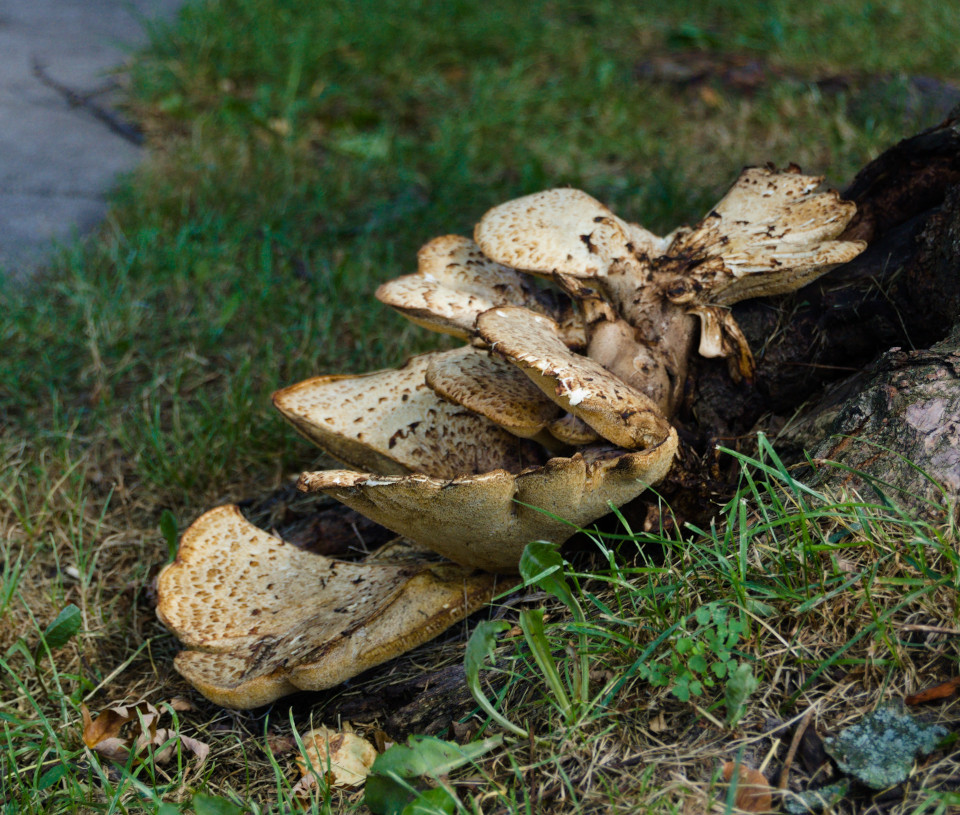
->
[168,697,194,713]
[265,733,299,754]
[81,701,159,752]
[723,761,773,812]
[80,700,209,768]
[295,726,378,792]
[142,728,210,765]
[905,676,960,706]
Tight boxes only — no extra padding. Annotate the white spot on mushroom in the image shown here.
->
[567,387,590,406]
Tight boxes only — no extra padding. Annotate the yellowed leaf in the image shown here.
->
[295,726,378,790]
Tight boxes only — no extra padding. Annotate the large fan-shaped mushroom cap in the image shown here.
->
[476,306,672,450]
[272,351,545,478]
[474,188,667,277]
[657,166,866,306]
[298,436,678,573]
[375,234,585,347]
[157,505,500,708]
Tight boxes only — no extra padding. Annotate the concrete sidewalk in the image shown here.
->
[0,0,182,279]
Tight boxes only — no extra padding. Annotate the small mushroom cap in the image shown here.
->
[475,188,663,278]
[425,346,562,438]
[298,434,678,573]
[546,413,600,446]
[272,351,545,479]
[157,505,499,708]
[476,306,672,450]
[659,166,866,306]
[375,235,584,346]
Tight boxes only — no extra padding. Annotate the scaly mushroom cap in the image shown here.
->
[658,166,866,306]
[375,234,585,347]
[298,436,678,572]
[474,188,667,277]
[157,505,500,708]
[425,346,562,439]
[476,306,671,450]
[272,351,545,478]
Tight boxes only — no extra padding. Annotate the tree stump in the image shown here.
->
[668,113,960,519]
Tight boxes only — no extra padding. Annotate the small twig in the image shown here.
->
[898,623,960,635]
[778,706,815,791]
[32,57,143,146]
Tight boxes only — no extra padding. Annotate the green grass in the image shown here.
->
[2,0,960,811]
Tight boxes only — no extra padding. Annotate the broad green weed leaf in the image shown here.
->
[37,763,68,790]
[401,786,458,815]
[464,620,527,737]
[39,604,81,652]
[157,805,181,815]
[365,735,501,814]
[191,794,244,815]
[518,608,572,719]
[725,663,759,727]
[373,735,500,778]
[159,510,179,561]
[784,780,849,814]
[519,542,577,612]
[364,772,418,815]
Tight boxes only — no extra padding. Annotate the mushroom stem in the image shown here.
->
[588,270,698,418]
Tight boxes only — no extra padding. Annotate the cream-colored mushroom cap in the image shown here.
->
[157,505,499,708]
[475,189,665,277]
[298,436,678,573]
[425,346,561,438]
[476,306,672,451]
[375,235,584,346]
[272,351,544,479]
[659,166,866,306]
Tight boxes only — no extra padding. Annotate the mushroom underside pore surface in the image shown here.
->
[158,165,865,706]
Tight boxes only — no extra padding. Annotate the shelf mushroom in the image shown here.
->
[158,165,865,707]
[157,506,501,708]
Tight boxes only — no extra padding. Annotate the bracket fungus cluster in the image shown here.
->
[158,166,865,707]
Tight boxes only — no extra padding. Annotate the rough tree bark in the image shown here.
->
[665,113,960,520]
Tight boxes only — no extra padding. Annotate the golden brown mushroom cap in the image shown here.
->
[272,351,545,478]
[425,346,562,439]
[476,306,672,450]
[546,413,600,446]
[298,436,678,573]
[157,505,499,708]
